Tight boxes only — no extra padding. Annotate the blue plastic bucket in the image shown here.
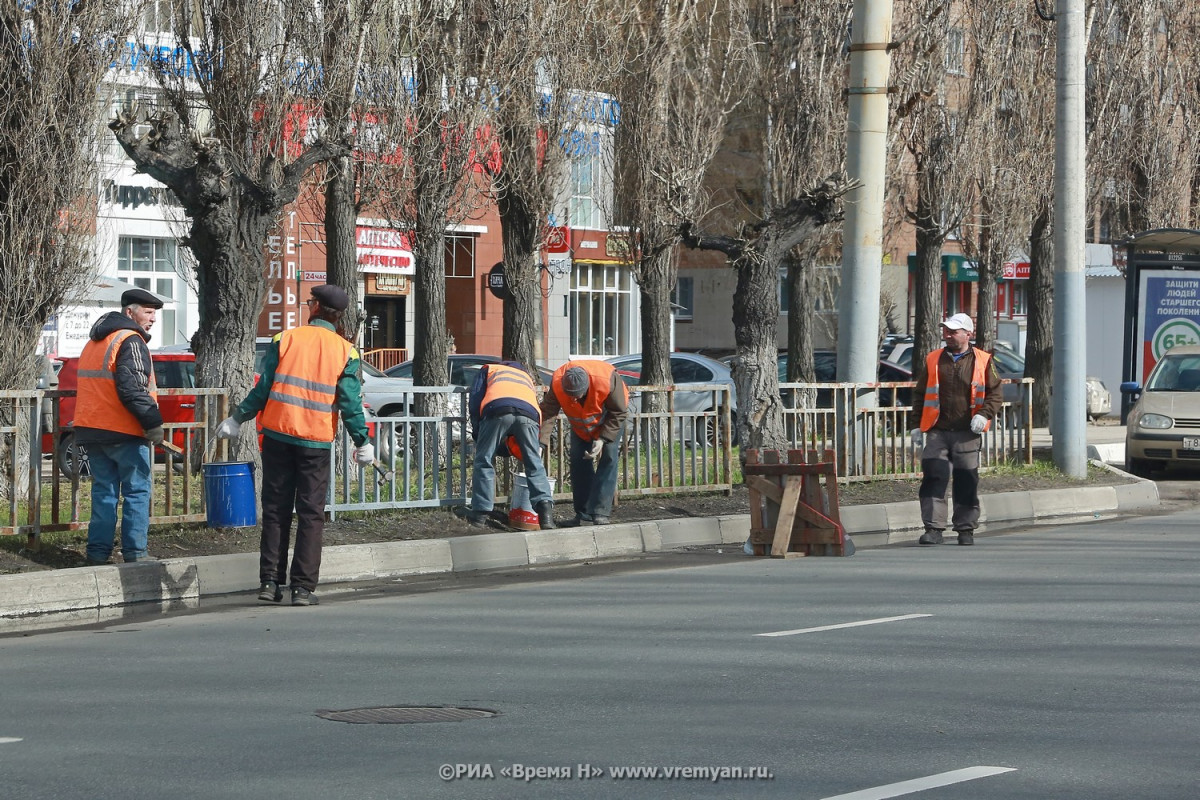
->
[203,461,257,528]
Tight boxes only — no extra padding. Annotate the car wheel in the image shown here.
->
[1125,456,1156,478]
[703,410,738,447]
[57,434,90,478]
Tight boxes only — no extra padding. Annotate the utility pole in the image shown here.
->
[838,0,893,386]
[838,0,893,466]
[1053,0,1087,477]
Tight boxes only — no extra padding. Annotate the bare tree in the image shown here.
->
[681,177,852,451]
[479,0,615,368]
[109,1,350,461]
[363,0,501,400]
[889,1,972,361]
[608,0,752,394]
[0,2,136,389]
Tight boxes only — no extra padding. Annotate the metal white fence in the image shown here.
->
[3,377,1032,540]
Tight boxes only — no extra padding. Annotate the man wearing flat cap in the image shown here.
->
[216,283,372,606]
[908,312,1003,547]
[539,360,629,526]
[76,287,166,565]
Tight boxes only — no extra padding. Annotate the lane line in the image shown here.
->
[819,766,1017,800]
[756,613,932,637]
[0,737,23,744]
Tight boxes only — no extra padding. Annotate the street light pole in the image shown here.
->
[1052,0,1087,477]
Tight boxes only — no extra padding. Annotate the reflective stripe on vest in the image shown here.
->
[919,347,992,432]
[551,360,627,441]
[481,365,541,424]
[260,325,355,442]
[75,329,158,438]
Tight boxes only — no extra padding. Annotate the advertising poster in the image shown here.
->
[1136,270,1200,381]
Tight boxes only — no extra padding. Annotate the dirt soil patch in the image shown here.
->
[0,462,1140,575]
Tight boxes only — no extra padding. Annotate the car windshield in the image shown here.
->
[991,348,1024,374]
[361,362,387,377]
[1146,354,1200,391]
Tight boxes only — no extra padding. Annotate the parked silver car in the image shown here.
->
[606,352,738,444]
[1122,344,1200,476]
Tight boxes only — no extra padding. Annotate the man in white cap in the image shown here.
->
[907,312,1002,546]
[539,361,629,526]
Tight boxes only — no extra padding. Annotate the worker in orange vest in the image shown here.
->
[908,313,1003,546]
[216,284,372,606]
[76,288,165,565]
[539,361,629,526]
[458,361,555,530]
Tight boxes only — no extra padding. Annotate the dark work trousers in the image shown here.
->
[259,435,332,591]
[918,428,981,533]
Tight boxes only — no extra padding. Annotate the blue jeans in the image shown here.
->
[86,440,152,562]
[569,431,622,520]
[472,413,552,512]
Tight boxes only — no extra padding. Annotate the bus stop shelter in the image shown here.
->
[1120,227,1200,420]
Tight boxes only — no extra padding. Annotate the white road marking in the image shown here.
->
[756,613,932,637]
[819,766,1017,799]
[0,737,23,744]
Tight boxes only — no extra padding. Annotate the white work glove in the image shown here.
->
[969,414,988,434]
[586,439,604,460]
[216,417,240,439]
[909,429,923,449]
[354,443,375,465]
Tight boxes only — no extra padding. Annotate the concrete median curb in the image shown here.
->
[0,470,1160,632]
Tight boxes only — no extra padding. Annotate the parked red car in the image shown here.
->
[44,352,198,477]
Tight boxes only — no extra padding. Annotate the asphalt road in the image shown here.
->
[2,510,1198,800]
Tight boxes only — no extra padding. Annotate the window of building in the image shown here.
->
[946,27,965,75]
[564,127,611,230]
[117,235,182,345]
[671,277,693,321]
[570,262,632,356]
[1011,282,1028,316]
[444,234,475,278]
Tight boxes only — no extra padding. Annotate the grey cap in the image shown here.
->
[562,366,590,397]
[311,283,349,311]
[121,288,164,309]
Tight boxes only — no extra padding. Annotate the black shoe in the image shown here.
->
[291,586,319,606]
[957,532,975,546]
[453,505,490,528]
[85,556,111,566]
[123,554,158,563]
[918,529,944,545]
[560,515,593,527]
[258,581,283,603]
[592,516,610,526]
[535,500,556,530]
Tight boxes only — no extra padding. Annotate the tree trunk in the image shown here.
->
[410,223,449,417]
[975,251,999,352]
[786,249,818,409]
[913,225,946,368]
[637,248,675,415]
[187,198,274,464]
[324,156,362,342]
[732,241,787,452]
[1026,203,1054,427]
[498,190,542,370]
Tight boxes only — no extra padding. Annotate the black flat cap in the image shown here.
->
[121,288,164,309]
[311,284,349,311]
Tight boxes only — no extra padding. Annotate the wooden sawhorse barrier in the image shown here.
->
[745,449,851,557]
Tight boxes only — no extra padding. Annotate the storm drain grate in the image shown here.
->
[317,706,498,724]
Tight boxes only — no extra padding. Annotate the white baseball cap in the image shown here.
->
[942,312,975,332]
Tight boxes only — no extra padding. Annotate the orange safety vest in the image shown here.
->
[481,364,541,459]
[552,360,628,442]
[920,347,992,432]
[75,329,158,438]
[260,325,355,443]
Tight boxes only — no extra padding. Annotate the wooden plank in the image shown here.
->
[742,463,832,476]
[745,475,783,504]
[771,477,804,557]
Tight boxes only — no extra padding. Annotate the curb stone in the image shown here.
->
[0,467,1159,633]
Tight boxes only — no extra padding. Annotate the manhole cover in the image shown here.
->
[317,706,498,724]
